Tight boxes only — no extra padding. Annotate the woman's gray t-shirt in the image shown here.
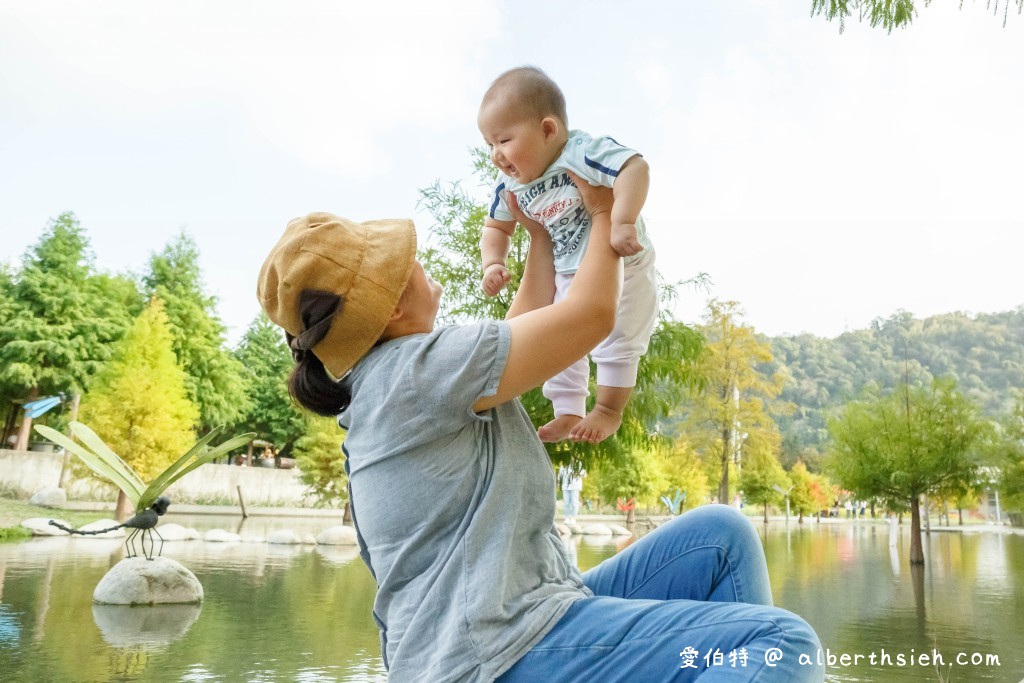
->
[338,321,590,682]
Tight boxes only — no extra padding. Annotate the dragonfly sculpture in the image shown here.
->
[35,422,254,559]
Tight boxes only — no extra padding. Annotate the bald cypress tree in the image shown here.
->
[80,298,198,519]
[0,213,139,448]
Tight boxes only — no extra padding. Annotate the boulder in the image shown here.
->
[29,487,67,508]
[204,529,240,543]
[155,523,191,541]
[315,525,358,546]
[301,533,318,545]
[78,519,126,538]
[267,529,302,545]
[607,524,633,537]
[21,517,70,536]
[93,557,203,605]
[579,523,614,536]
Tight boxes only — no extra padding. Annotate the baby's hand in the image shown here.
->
[610,223,643,257]
[482,263,511,296]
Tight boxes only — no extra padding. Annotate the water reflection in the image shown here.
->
[0,518,1020,682]
[92,603,202,647]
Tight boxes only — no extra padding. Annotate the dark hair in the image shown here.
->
[485,65,568,126]
[288,351,351,417]
[285,289,351,416]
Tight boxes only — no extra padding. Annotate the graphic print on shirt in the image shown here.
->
[514,172,590,263]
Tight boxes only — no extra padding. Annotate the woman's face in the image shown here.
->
[399,260,443,333]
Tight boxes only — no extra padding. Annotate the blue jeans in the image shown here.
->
[563,488,580,518]
[497,505,824,682]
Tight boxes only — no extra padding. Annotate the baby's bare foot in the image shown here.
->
[538,414,582,443]
[569,405,622,443]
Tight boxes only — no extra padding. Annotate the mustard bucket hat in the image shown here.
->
[257,212,417,378]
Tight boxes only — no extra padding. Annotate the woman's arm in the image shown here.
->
[473,177,620,412]
[505,197,555,320]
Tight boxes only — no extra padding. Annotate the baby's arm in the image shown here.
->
[608,155,649,257]
[481,218,516,296]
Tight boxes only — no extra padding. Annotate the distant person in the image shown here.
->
[256,180,822,681]
[557,459,585,525]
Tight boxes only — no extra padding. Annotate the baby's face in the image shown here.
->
[478,99,556,184]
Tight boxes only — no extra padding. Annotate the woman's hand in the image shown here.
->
[507,192,550,243]
[566,172,614,220]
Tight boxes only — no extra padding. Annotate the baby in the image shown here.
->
[478,66,659,444]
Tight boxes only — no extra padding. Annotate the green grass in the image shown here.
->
[0,526,32,543]
[0,495,111,534]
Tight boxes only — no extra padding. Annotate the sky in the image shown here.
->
[1,0,1022,345]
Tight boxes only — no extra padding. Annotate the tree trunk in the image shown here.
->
[763,502,769,524]
[958,504,964,526]
[922,495,931,534]
[798,510,804,524]
[909,496,925,565]
[626,507,636,525]
[343,501,352,525]
[114,490,134,523]
[14,388,39,451]
[718,430,730,504]
[57,393,80,489]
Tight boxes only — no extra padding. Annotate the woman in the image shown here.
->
[256,180,823,682]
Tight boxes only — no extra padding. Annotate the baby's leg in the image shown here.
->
[570,385,631,443]
[571,249,659,443]
[540,356,588,442]
[539,270,589,442]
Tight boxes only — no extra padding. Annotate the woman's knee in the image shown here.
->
[769,609,824,682]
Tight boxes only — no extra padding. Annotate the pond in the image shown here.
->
[0,515,1021,682]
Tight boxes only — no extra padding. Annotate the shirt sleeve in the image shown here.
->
[407,321,511,435]
[488,179,514,222]
[563,135,642,189]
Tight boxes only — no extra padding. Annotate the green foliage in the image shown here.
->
[0,212,139,401]
[994,396,1024,510]
[231,312,307,454]
[593,449,665,508]
[418,150,705,471]
[770,309,1024,456]
[739,446,790,521]
[143,232,249,431]
[680,300,788,503]
[788,461,831,521]
[293,416,348,507]
[828,379,987,506]
[78,299,199,484]
[810,0,1022,32]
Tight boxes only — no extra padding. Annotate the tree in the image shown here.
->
[232,313,306,455]
[294,416,348,509]
[682,300,788,504]
[811,0,1022,32]
[0,213,139,449]
[994,396,1024,512]
[789,461,830,523]
[418,151,705,469]
[828,379,987,564]
[739,444,789,523]
[143,232,248,432]
[79,298,199,519]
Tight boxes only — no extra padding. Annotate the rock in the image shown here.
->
[316,525,358,546]
[185,527,201,541]
[29,487,67,508]
[93,557,203,605]
[579,523,614,536]
[239,532,266,543]
[607,524,633,537]
[154,523,189,541]
[93,603,201,647]
[204,529,240,543]
[301,533,317,545]
[78,519,126,538]
[555,523,571,537]
[565,523,584,535]
[21,517,71,536]
[267,529,302,545]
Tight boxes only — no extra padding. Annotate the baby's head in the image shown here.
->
[478,66,569,183]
